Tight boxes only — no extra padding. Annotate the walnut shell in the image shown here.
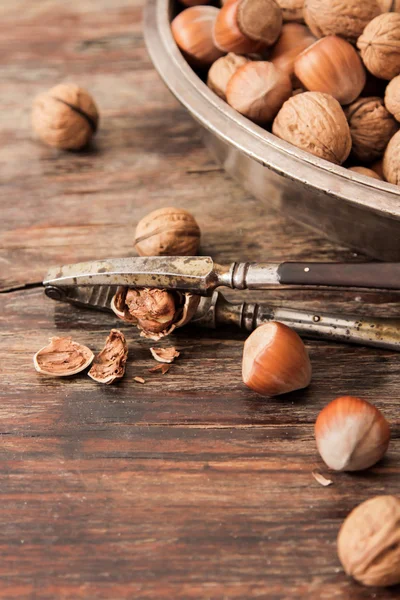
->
[377,0,400,11]
[276,0,304,22]
[385,75,400,121]
[32,83,99,150]
[383,129,400,185]
[272,91,352,164]
[88,330,128,385]
[33,337,94,376]
[303,0,381,43]
[344,97,398,162]
[338,495,400,587]
[357,13,400,80]
[207,53,250,100]
[134,207,201,256]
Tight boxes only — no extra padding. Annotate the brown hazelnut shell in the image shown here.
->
[207,53,250,100]
[348,166,382,180]
[357,13,400,80]
[377,0,400,11]
[337,495,400,587]
[270,23,316,79]
[272,91,352,165]
[171,6,224,67]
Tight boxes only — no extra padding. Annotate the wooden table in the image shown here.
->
[1,2,399,598]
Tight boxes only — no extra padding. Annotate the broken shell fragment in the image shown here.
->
[148,364,172,375]
[150,347,180,363]
[88,329,128,384]
[111,287,200,341]
[33,336,94,377]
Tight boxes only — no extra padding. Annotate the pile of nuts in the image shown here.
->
[171,0,400,185]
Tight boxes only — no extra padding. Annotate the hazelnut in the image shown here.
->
[213,0,282,53]
[303,0,381,43]
[348,166,382,180]
[88,330,128,385]
[207,53,250,100]
[337,495,400,587]
[315,396,390,471]
[377,0,400,11]
[276,0,305,22]
[294,36,366,105]
[270,23,316,80]
[134,207,201,257]
[383,129,400,184]
[111,287,200,340]
[357,13,400,80]
[242,322,312,397]
[344,97,398,162]
[385,74,400,121]
[32,83,99,150]
[226,61,292,123]
[171,6,224,67]
[33,337,94,377]
[272,92,352,164]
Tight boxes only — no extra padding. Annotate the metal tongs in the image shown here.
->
[43,256,400,351]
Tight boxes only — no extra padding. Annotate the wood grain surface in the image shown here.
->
[0,1,399,598]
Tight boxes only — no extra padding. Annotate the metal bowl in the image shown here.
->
[144,0,400,260]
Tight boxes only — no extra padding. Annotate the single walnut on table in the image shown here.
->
[338,495,400,587]
[344,97,398,163]
[32,83,99,150]
[134,207,200,257]
[272,91,352,164]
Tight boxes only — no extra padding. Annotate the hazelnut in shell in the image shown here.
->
[294,36,366,106]
[32,83,99,150]
[303,0,381,43]
[348,166,382,180]
[226,61,292,124]
[344,97,398,163]
[385,75,400,122]
[315,396,390,471]
[276,0,304,22]
[338,495,400,587]
[88,330,128,385]
[213,0,282,54]
[272,91,352,165]
[171,6,224,67]
[134,207,201,257]
[242,322,312,397]
[270,23,316,80]
[207,53,249,100]
[383,129,400,185]
[357,13,400,81]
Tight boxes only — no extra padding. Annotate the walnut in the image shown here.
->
[134,207,200,257]
[357,13,400,80]
[276,0,304,22]
[383,129,400,184]
[207,53,249,100]
[303,0,381,43]
[337,495,400,587]
[111,287,200,340]
[377,0,400,11]
[272,91,352,164]
[32,83,99,150]
[344,97,398,162]
[385,75,400,121]
[349,166,382,180]
[88,330,128,384]
[33,337,94,376]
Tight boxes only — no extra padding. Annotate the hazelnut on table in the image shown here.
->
[32,83,99,150]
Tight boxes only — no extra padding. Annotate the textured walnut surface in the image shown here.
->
[357,13,400,80]
[272,91,351,164]
[385,75,400,121]
[88,329,128,384]
[304,0,380,42]
[33,336,94,376]
[276,0,304,22]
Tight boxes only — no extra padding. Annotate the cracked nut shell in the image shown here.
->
[32,83,99,150]
[385,75,400,122]
[344,97,398,162]
[357,13,400,80]
[338,495,400,587]
[383,129,400,185]
[272,91,352,164]
[88,330,128,384]
[134,207,201,256]
[33,336,94,376]
[303,0,381,43]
